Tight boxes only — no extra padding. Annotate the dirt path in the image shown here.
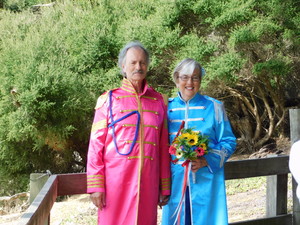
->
[48,187,268,224]
[1,160,293,224]
[47,187,267,224]
[0,187,268,225]
[0,183,293,225]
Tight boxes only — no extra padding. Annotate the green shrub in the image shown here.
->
[0,0,299,195]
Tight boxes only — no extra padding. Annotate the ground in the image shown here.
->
[0,151,294,225]
[0,177,293,225]
[1,192,267,224]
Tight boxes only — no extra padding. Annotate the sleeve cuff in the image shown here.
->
[87,174,105,193]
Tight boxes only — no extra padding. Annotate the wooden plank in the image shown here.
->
[266,174,288,216]
[18,175,58,225]
[229,214,293,225]
[17,155,293,225]
[225,155,289,180]
[275,174,288,215]
[57,173,87,196]
[29,173,51,204]
[289,108,300,144]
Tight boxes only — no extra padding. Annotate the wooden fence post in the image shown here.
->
[29,173,50,203]
[289,108,300,144]
[266,173,288,217]
[289,108,300,225]
[29,173,51,225]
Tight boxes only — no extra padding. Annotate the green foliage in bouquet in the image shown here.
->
[169,128,209,161]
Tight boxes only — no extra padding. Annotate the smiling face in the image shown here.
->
[122,47,148,83]
[175,68,201,102]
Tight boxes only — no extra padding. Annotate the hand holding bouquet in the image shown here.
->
[169,126,209,183]
[168,122,210,224]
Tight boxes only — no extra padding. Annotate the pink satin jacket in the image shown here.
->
[87,78,171,225]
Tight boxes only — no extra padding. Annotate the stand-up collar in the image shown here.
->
[177,91,202,104]
[121,78,148,95]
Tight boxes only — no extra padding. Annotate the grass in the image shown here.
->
[226,174,294,223]
[60,215,96,224]
[226,176,266,195]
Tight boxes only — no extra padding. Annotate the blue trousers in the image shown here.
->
[185,187,191,225]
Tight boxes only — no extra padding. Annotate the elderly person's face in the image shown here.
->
[176,68,201,102]
[122,47,148,83]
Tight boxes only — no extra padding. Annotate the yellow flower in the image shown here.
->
[200,143,207,150]
[181,133,198,146]
[181,133,190,139]
[173,138,180,144]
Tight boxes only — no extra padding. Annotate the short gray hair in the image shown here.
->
[172,58,204,83]
[118,41,150,77]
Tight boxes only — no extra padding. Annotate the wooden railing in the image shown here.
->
[18,155,300,225]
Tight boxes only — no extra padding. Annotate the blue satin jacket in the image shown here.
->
[162,92,236,225]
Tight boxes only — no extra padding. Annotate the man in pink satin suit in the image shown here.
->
[86,41,171,225]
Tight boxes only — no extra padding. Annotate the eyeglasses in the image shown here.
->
[178,75,201,82]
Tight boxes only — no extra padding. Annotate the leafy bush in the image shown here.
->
[3,0,49,12]
[0,0,299,195]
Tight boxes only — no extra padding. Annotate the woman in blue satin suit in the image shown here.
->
[162,58,237,225]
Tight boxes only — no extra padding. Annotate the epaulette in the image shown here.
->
[95,91,109,109]
[203,95,222,105]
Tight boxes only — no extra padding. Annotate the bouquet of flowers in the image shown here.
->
[169,124,210,224]
[169,127,208,161]
[169,126,209,183]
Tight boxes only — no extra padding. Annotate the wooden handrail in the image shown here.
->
[57,173,87,196]
[18,155,299,225]
[18,175,58,225]
[225,155,290,179]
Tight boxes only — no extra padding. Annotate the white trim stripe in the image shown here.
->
[170,119,185,123]
[170,106,205,112]
[187,118,204,121]
[189,106,206,109]
[170,118,204,123]
[170,108,185,111]
[209,148,229,168]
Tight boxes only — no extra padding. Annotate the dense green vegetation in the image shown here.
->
[0,0,299,195]
[0,0,48,12]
